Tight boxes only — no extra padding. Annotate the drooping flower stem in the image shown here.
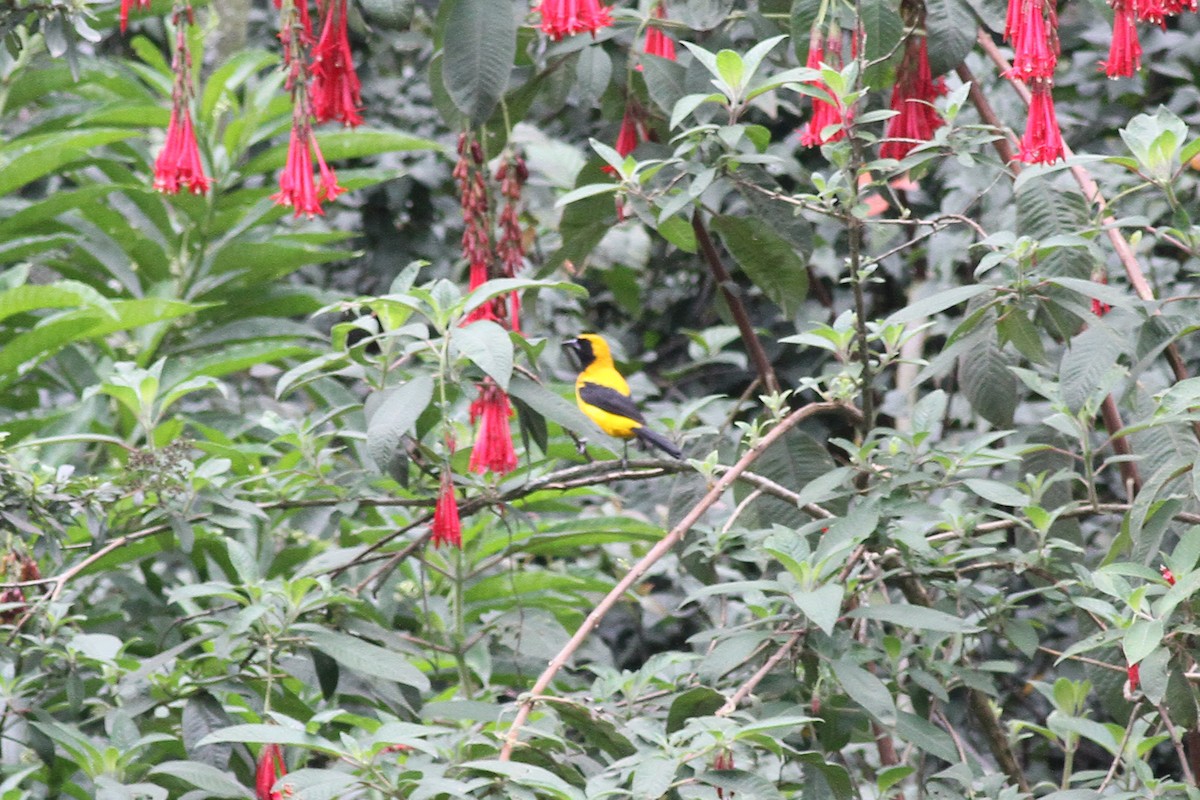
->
[272,0,345,216]
[153,5,211,195]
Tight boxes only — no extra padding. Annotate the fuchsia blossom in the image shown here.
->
[533,0,614,40]
[1018,79,1064,164]
[469,380,519,475]
[799,33,849,147]
[153,7,211,195]
[1102,0,1142,78]
[432,474,463,549]
[310,0,363,126]
[880,35,945,161]
[641,3,676,65]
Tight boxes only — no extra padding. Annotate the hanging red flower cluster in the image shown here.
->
[273,0,347,216]
[455,133,498,325]
[153,6,211,195]
[1004,0,1064,164]
[1102,0,1197,78]
[799,28,849,148]
[119,0,151,32]
[1102,0,1141,77]
[879,34,945,161]
[432,472,463,548]
[255,744,287,800]
[469,379,519,474]
[457,144,527,476]
[311,0,364,126]
[494,152,529,332]
[533,0,614,41]
[640,3,676,66]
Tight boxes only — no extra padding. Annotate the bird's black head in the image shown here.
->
[562,334,598,370]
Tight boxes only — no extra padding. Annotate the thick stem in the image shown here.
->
[692,210,781,395]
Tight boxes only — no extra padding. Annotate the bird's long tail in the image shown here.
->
[634,427,683,460]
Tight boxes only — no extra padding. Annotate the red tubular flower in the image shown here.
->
[1162,0,1197,14]
[603,105,650,175]
[1137,0,1168,26]
[533,0,613,40]
[273,0,345,216]
[1090,271,1111,316]
[256,744,286,800]
[273,127,322,217]
[879,36,944,161]
[800,33,848,147]
[1127,663,1140,691]
[1007,0,1057,80]
[155,108,211,194]
[640,3,677,65]
[1102,0,1142,78]
[713,751,735,799]
[1017,79,1064,164]
[1004,0,1022,41]
[120,0,151,33]
[310,0,363,126]
[154,9,211,195]
[432,473,463,548]
[1161,565,1177,585]
[469,380,518,475]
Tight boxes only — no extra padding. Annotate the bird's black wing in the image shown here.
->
[579,382,646,424]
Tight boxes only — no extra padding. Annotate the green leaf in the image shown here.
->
[924,0,976,76]
[710,214,808,314]
[958,328,1017,426]
[300,627,432,692]
[459,760,584,800]
[1059,326,1122,413]
[846,604,982,633]
[506,375,622,449]
[0,128,136,196]
[642,54,687,116]
[961,478,1028,507]
[886,284,990,324]
[0,281,115,325]
[666,686,724,733]
[633,754,677,800]
[365,375,435,472]
[441,0,515,125]
[196,725,337,751]
[792,584,844,635]
[452,320,514,390]
[240,129,443,174]
[895,712,960,763]
[148,761,253,799]
[859,0,904,85]
[699,770,784,800]
[832,659,896,725]
[1122,618,1164,666]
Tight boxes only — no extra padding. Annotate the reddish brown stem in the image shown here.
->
[692,210,781,395]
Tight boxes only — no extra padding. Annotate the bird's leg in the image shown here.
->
[621,439,629,469]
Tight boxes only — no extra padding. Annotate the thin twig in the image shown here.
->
[716,628,805,715]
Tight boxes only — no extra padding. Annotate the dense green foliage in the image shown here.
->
[3,0,1200,799]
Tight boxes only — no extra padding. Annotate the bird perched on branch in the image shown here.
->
[563,333,683,460]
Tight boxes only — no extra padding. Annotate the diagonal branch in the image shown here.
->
[497,400,860,760]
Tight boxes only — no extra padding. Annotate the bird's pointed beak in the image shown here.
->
[562,337,582,368]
